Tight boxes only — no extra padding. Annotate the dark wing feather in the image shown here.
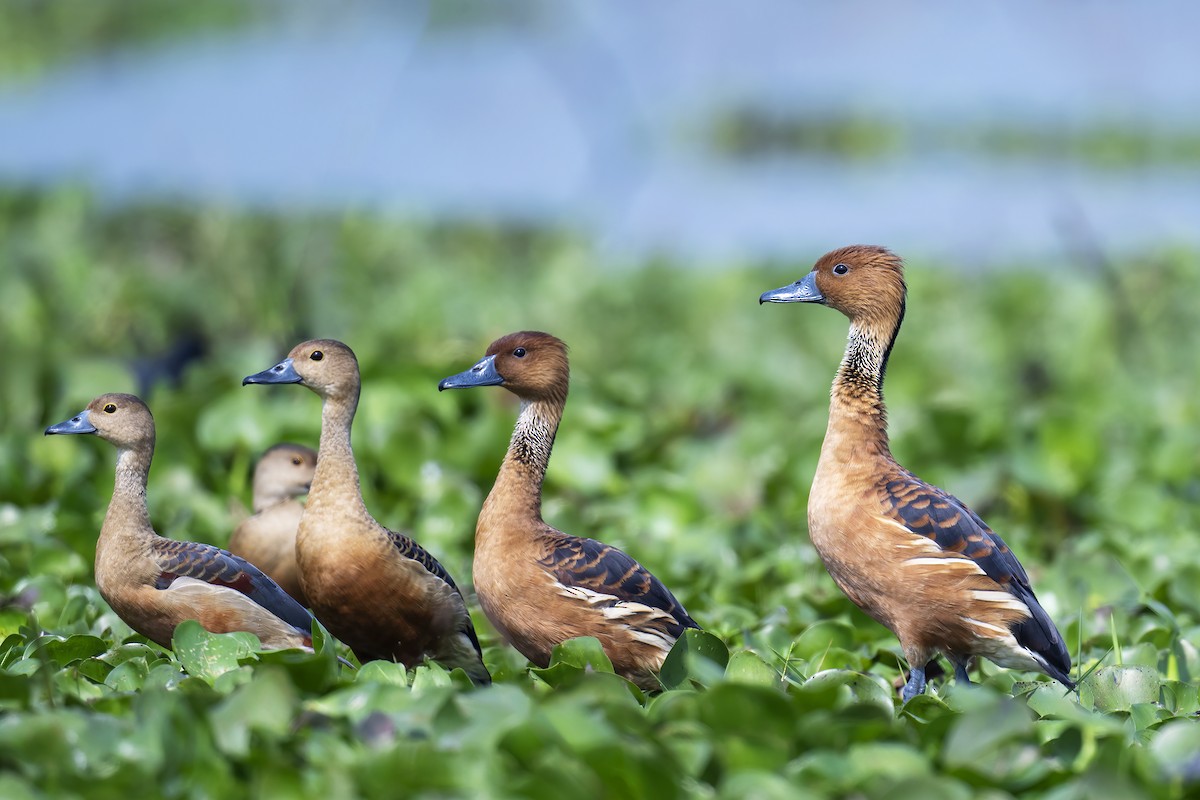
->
[152,539,315,635]
[384,530,482,657]
[881,470,1072,684]
[541,534,699,638]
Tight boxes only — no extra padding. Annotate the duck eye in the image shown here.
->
[833,263,849,275]
[103,403,117,414]
[310,351,324,361]
[292,457,303,465]
[513,348,527,358]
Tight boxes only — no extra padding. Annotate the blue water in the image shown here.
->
[0,0,1197,267]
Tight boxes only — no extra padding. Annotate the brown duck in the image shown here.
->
[439,331,699,691]
[244,339,490,684]
[761,246,1074,700]
[228,443,317,605]
[45,394,317,651]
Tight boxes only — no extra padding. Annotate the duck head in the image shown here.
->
[760,245,906,323]
[45,393,156,451]
[254,443,317,504]
[243,339,359,401]
[438,331,569,404]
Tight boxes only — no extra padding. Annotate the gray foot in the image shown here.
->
[901,664,928,701]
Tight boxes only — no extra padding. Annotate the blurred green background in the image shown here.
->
[3,2,1200,798]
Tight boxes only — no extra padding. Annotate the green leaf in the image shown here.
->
[170,620,260,683]
[724,649,780,687]
[1148,718,1200,783]
[659,629,730,690]
[1087,665,1161,713]
[799,669,894,714]
[530,636,617,689]
[356,660,409,686]
[35,634,106,667]
[793,620,859,661]
[941,691,1033,770]
[209,666,299,756]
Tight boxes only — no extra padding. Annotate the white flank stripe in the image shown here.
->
[904,557,986,575]
[559,583,620,606]
[971,590,1031,615]
[627,629,675,652]
[963,616,1010,635]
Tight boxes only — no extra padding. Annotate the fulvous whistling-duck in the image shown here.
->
[228,443,317,605]
[760,246,1074,700]
[244,339,490,684]
[438,331,699,691]
[45,394,317,652]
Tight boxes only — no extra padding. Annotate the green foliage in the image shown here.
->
[708,109,1200,170]
[0,0,260,82]
[2,186,1200,796]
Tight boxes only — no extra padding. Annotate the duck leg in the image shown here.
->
[901,663,928,701]
[953,660,972,685]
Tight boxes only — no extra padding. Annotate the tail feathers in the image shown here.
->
[1012,588,1074,688]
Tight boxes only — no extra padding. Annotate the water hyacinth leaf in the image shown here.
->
[443,685,534,751]
[0,633,25,666]
[659,629,730,690]
[1147,719,1200,784]
[793,620,859,661]
[209,666,299,756]
[410,661,453,691]
[1087,665,1161,713]
[256,641,342,693]
[35,634,106,667]
[799,669,894,714]
[724,649,780,687]
[531,636,618,689]
[143,662,187,691]
[1161,680,1200,715]
[0,672,31,705]
[941,691,1034,770]
[104,658,150,692]
[718,771,823,800]
[307,681,411,721]
[0,775,38,800]
[171,620,261,683]
[75,657,112,683]
[356,660,408,686]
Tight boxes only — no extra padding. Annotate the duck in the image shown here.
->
[760,245,1074,700]
[228,443,317,605]
[44,394,318,653]
[243,339,490,684]
[438,331,699,691]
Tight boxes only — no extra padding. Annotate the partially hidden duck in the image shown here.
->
[760,246,1074,699]
[228,443,317,606]
[439,331,699,691]
[44,394,318,652]
[244,339,490,684]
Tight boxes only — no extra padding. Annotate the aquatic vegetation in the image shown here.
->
[2,187,1200,797]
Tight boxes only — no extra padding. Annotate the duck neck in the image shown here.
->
[252,478,286,513]
[308,387,369,517]
[99,445,155,548]
[482,397,562,532]
[827,301,905,452]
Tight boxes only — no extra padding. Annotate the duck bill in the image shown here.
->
[243,358,303,386]
[759,271,824,304]
[45,409,97,436]
[438,354,504,391]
